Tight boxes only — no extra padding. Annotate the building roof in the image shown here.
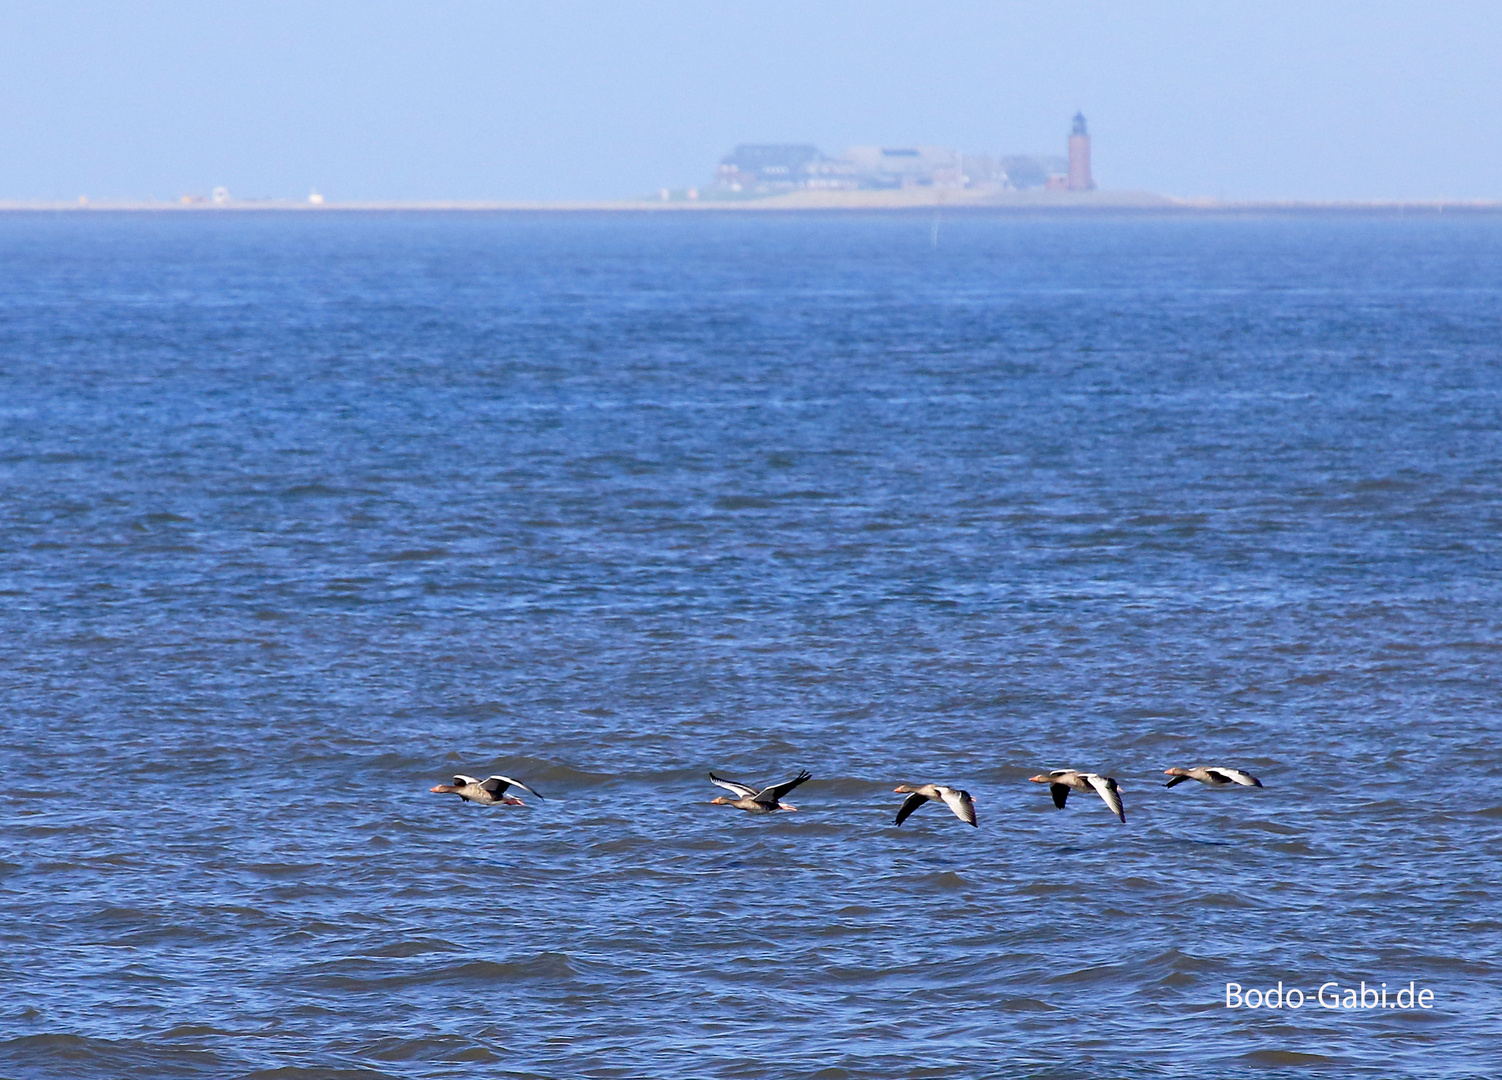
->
[719,145,824,174]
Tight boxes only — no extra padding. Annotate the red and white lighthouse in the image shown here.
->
[1067,112,1095,191]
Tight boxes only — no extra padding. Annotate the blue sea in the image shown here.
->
[2,210,1500,1079]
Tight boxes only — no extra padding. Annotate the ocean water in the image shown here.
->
[1,210,1500,1079]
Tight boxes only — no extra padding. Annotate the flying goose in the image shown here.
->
[1029,770,1125,823]
[430,774,545,806]
[893,783,977,827]
[709,770,811,813]
[1164,766,1263,788]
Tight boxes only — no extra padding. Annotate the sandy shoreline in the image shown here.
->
[2,190,1499,213]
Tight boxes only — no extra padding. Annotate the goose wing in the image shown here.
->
[482,775,544,800]
[452,774,479,787]
[1087,774,1125,822]
[757,770,812,804]
[709,773,760,799]
[1049,783,1071,810]
[1164,774,1190,788]
[940,788,977,827]
[894,791,929,826]
[1209,767,1261,788]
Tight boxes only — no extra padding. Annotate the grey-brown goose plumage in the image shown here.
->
[1164,766,1263,788]
[429,774,544,806]
[709,770,811,813]
[1029,770,1125,823]
[893,783,977,827]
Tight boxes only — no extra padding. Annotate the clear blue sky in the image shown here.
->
[1,0,1497,202]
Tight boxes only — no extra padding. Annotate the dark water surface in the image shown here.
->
[2,211,1500,1079]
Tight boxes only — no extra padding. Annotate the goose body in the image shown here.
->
[709,770,811,813]
[430,774,544,806]
[893,783,977,827]
[1029,770,1125,823]
[1164,766,1263,788]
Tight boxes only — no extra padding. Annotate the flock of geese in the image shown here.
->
[431,764,1264,827]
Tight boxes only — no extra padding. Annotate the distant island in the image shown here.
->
[669,112,1103,204]
[3,115,1497,213]
[6,194,1497,213]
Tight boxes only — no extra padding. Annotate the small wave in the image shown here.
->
[79,905,153,926]
[997,996,1061,1012]
[1240,819,1301,836]
[1238,1049,1339,1067]
[245,863,323,880]
[157,1025,229,1039]
[363,936,464,959]
[714,494,777,510]
[239,1068,404,1080]
[1048,962,1130,985]
[909,870,971,890]
[0,1033,226,1076]
[1269,840,1318,855]
[373,548,450,562]
[346,1035,503,1064]
[303,952,586,991]
[1175,891,1264,910]
[279,483,346,498]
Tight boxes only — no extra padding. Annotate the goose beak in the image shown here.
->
[430,785,455,793]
